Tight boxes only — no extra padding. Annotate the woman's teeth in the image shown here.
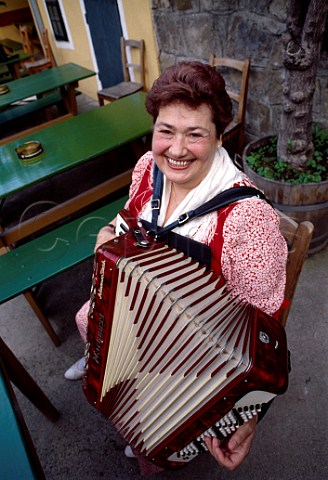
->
[167,158,191,167]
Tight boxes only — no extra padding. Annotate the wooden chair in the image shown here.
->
[209,55,250,156]
[277,211,313,327]
[19,25,34,58]
[23,28,55,74]
[97,37,145,106]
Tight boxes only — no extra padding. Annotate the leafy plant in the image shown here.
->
[246,126,328,185]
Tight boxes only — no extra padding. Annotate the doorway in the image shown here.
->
[84,0,123,88]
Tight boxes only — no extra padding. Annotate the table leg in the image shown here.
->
[0,337,60,422]
[60,81,78,116]
[7,62,22,79]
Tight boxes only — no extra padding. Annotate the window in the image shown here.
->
[45,0,68,42]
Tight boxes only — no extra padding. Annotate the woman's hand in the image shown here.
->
[94,223,116,253]
[204,416,257,471]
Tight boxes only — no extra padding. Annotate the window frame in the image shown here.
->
[43,0,74,50]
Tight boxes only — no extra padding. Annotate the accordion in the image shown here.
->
[83,212,289,470]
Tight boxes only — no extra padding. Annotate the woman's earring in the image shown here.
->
[217,135,223,148]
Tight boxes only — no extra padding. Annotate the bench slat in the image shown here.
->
[0,91,62,125]
[0,366,42,480]
[0,196,127,304]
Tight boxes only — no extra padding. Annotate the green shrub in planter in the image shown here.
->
[246,126,328,185]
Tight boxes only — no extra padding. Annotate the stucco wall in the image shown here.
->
[35,0,99,99]
[121,0,160,89]
[0,0,30,42]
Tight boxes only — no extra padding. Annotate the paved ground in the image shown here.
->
[1,95,327,479]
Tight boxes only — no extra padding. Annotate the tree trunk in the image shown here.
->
[277,0,328,169]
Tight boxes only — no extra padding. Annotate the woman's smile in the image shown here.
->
[166,156,193,169]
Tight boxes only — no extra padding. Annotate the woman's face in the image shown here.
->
[152,102,218,191]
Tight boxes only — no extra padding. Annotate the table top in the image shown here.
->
[0,62,96,110]
[0,92,152,199]
[0,38,23,52]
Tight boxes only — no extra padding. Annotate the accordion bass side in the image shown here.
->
[83,221,289,470]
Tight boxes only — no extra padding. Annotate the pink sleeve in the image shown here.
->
[221,199,288,315]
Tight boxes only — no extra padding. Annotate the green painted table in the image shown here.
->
[0,62,96,115]
[0,92,152,245]
[0,38,23,53]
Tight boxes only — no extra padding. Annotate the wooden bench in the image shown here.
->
[0,361,45,479]
[0,194,128,346]
[0,91,63,126]
[0,337,59,479]
[1,92,152,347]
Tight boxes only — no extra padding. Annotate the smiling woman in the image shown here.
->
[152,103,218,202]
[65,61,289,477]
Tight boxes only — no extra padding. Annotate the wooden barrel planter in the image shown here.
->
[243,136,328,254]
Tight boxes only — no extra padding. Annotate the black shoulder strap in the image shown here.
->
[143,165,272,237]
[186,185,272,219]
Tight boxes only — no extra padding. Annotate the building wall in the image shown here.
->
[0,0,31,42]
[1,0,160,99]
[150,0,328,141]
[34,0,98,99]
[121,0,160,89]
[33,0,160,100]
[3,1,326,140]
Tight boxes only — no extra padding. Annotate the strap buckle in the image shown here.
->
[178,213,190,225]
[151,199,160,210]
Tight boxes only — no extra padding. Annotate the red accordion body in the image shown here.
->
[83,227,289,470]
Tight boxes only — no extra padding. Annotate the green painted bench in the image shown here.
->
[0,92,151,346]
[0,363,45,479]
[0,195,128,346]
[0,336,59,479]
[0,91,62,125]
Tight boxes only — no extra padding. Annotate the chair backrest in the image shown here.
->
[209,55,250,156]
[209,55,250,126]
[41,28,56,67]
[120,37,145,88]
[19,25,34,55]
[277,211,313,327]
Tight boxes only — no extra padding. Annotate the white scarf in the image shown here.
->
[140,147,246,244]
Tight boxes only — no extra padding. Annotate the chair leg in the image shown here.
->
[43,105,54,122]
[0,337,60,422]
[23,290,61,347]
[237,128,245,157]
[97,94,105,106]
